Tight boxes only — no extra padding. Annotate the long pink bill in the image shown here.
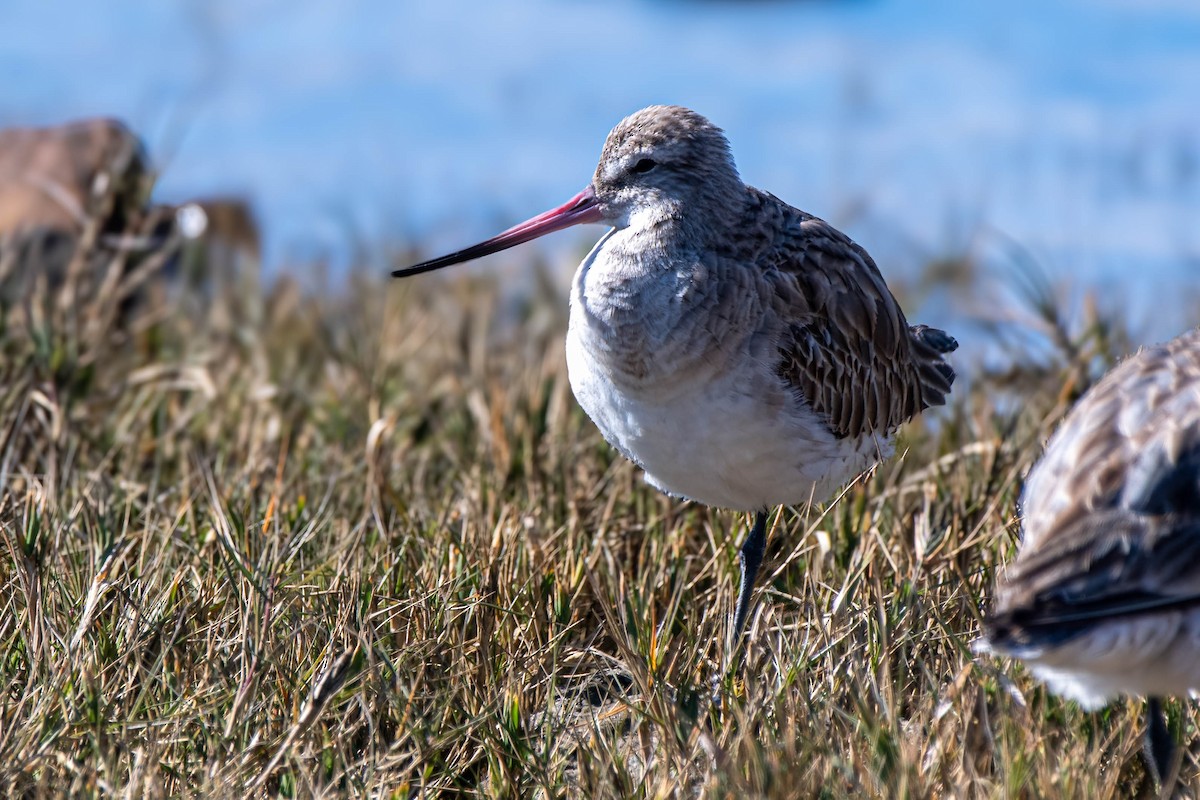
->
[392,186,602,278]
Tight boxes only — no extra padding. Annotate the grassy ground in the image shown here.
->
[0,241,1196,798]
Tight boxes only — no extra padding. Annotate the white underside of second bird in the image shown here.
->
[565,229,890,512]
[992,611,1200,709]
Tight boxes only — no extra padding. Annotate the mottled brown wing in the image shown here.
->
[987,510,1200,652]
[763,205,956,440]
[988,328,1200,652]
[1019,327,1200,549]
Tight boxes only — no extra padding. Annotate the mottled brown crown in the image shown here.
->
[600,105,734,169]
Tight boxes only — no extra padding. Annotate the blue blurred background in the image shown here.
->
[5,0,1198,336]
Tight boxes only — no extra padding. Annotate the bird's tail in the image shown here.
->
[909,324,958,409]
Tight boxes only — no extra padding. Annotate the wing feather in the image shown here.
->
[988,328,1200,652]
[751,193,957,440]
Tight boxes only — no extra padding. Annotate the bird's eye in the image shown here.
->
[631,158,657,174]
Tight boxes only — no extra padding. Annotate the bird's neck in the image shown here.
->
[585,187,753,298]
[621,190,746,256]
[571,194,754,386]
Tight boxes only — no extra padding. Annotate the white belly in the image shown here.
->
[565,322,889,511]
[1001,611,1200,709]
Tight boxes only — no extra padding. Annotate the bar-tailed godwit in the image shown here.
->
[395,105,957,658]
[983,327,1200,787]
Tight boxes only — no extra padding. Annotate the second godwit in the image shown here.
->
[394,105,957,660]
[983,327,1200,788]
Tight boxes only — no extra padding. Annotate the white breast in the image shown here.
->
[565,233,889,512]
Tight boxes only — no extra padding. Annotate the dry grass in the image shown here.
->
[0,232,1196,799]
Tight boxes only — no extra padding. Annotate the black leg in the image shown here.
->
[1144,697,1175,788]
[730,511,768,650]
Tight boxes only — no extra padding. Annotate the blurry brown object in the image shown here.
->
[0,118,151,303]
[0,117,260,331]
[0,117,149,236]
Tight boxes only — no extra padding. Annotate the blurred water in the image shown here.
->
[3,0,1198,336]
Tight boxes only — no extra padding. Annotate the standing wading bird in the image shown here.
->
[393,105,957,663]
[983,327,1200,789]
